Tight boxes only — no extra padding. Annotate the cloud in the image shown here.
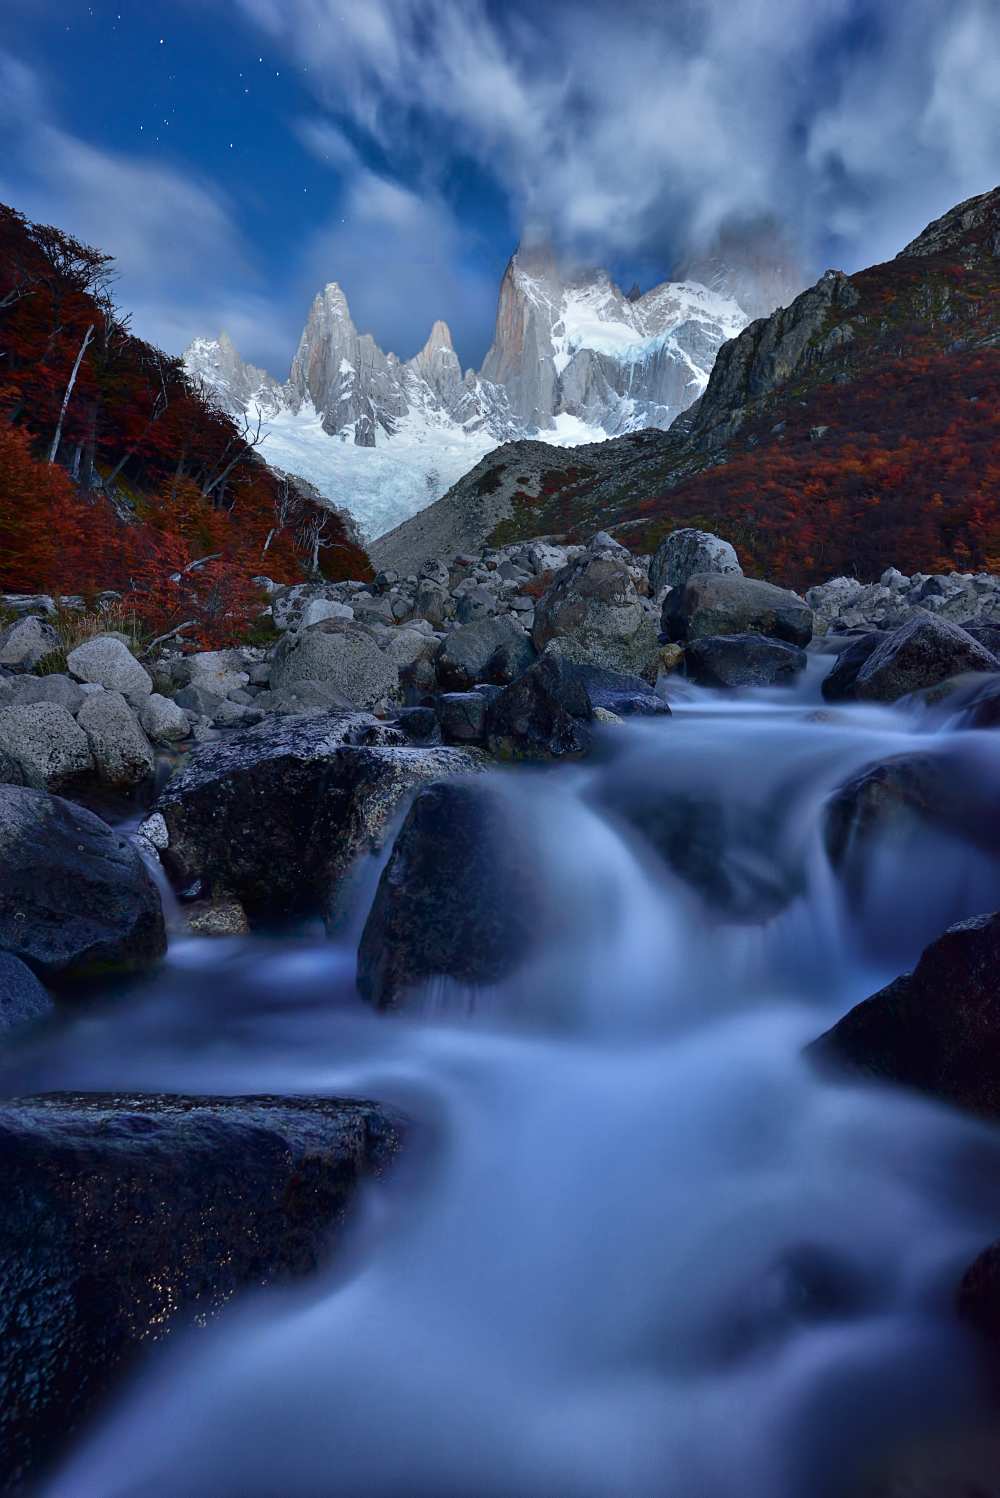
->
[227,0,1000,275]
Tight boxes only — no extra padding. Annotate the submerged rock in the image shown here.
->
[144,712,483,921]
[0,786,165,985]
[0,1092,398,1492]
[663,573,813,647]
[357,780,541,1008]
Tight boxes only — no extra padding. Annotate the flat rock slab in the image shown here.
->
[0,1091,399,1492]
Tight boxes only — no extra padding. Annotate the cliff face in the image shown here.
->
[372,187,1000,583]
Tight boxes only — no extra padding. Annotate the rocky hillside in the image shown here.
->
[373,187,1000,587]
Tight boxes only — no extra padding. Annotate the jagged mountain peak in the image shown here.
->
[898,184,1000,260]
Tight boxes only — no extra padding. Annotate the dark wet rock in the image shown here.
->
[649,527,742,594]
[948,675,1000,729]
[252,680,357,716]
[684,633,807,688]
[436,616,536,692]
[0,1091,398,1492]
[597,772,804,922]
[0,953,53,1035]
[566,662,670,717]
[358,781,540,1009]
[663,573,813,647]
[823,748,1000,877]
[809,912,1000,1118]
[533,550,660,679]
[144,712,482,922]
[853,614,997,703]
[391,706,442,745]
[0,787,165,986]
[436,692,488,744]
[820,632,886,702]
[485,655,593,761]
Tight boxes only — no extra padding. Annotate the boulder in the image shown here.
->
[144,712,482,921]
[485,655,593,761]
[559,661,670,717]
[172,649,250,698]
[252,680,356,716]
[0,786,165,984]
[436,616,536,692]
[66,635,153,706]
[0,615,60,672]
[852,615,997,702]
[0,952,53,1035]
[0,703,93,792]
[0,1092,398,1492]
[139,691,191,743]
[663,573,813,647]
[649,528,742,594]
[819,632,886,702]
[436,692,488,744]
[270,620,399,710]
[533,551,660,679]
[357,780,540,1009]
[823,749,1000,878]
[299,598,354,629]
[76,691,155,790]
[809,912,1000,1118]
[684,633,808,688]
[0,673,86,713]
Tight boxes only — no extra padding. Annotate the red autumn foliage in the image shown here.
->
[0,203,371,645]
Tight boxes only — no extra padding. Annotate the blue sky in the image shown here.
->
[3,0,999,374]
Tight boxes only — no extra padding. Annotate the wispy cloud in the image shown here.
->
[229,0,1000,272]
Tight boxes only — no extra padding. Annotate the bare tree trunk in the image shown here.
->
[48,323,94,464]
[71,443,82,481]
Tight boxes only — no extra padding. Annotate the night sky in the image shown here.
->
[3,0,998,373]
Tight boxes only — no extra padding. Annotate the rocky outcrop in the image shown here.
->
[0,787,165,985]
[0,1092,398,1492]
[144,712,483,921]
[357,780,541,1008]
[684,633,807,688]
[663,573,813,647]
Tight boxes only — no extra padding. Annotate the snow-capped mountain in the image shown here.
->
[185,242,799,539]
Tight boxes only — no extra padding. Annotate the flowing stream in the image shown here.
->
[11,658,1000,1496]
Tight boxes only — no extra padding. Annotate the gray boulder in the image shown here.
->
[650,528,742,594]
[77,691,155,789]
[0,703,93,792]
[252,681,356,715]
[270,620,399,710]
[684,633,807,688]
[663,573,813,647]
[0,615,60,671]
[0,952,54,1034]
[140,692,191,743]
[67,635,153,706]
[436,616,536,692]
[0,786,165,984]
[436,692,489,745]
[172,649,249,697]
[533,551,660,680]
[819,632,886,702]
[853,615,998,702]
[0,673,86,713]
[299,597,354,629]
[144,712,482,921]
